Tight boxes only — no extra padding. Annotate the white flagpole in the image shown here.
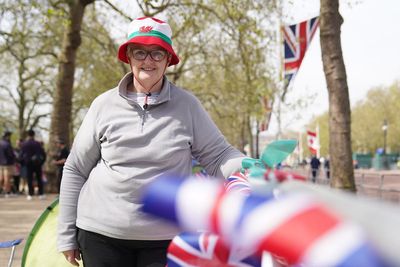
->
[298,131,303,163]
[316,123,320,158]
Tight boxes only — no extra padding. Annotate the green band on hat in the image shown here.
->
[128,30,172,45]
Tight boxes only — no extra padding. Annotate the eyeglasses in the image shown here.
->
[130,49,167,62]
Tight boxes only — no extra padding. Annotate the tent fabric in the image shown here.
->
[21,198,83,267]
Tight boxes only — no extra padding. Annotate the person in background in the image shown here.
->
[11,139,23,194]
[0,131,15,197]
[310,155,321,183]
[324,155,330,179]
[52,139,70,193]
[57,16,246,267]
[20,129,46,200]
[16,138,28,194]
[353,159,359,169]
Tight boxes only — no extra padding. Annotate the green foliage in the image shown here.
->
[351,81,400,153]
[1,0,280,147]
[0,0,60,136]
[151,0,279,151]
[72,7,128,132]
[307,81,400,156]
[0,0,129,136]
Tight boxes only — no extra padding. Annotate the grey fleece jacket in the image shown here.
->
[57,73,245,252]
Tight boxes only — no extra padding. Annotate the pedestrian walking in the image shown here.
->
[20,130,46,200]
[324,156,330,179]
[52,139,69,193]
[0,131,15,197]
[310,155,321,183]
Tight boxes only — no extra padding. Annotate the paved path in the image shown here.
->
[0,194,58,267]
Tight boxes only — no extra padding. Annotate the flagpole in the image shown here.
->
[276,4,284,140]
[298,131,303,164]
[316,123,320,158]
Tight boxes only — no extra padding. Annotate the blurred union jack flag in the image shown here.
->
[282,17,319,97]
[167,232,261,267]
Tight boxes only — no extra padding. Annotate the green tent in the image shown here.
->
[21,198,83,267]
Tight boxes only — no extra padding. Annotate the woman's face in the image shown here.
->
[127,44,169,88]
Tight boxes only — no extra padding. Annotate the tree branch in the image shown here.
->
[102,0,132,20]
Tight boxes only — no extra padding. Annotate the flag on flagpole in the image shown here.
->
[282,16,319,97]
[316,123,321,157]
[307,130,318,155]
[259,96,273,132]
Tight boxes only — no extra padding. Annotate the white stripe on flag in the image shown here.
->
[176,179,221,231]
[167,253,197,267]
[217,192,248,244]
[238,194,316,250]
[301,222,365,266]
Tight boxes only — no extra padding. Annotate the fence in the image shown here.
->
[355,170,400,203]
[293,167,400,204]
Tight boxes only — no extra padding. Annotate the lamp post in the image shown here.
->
[382,119,388,155]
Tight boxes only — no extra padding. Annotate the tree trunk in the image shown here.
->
[320,0,355,191]
[46,0,94,192]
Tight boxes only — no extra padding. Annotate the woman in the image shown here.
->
[58,17,245,267]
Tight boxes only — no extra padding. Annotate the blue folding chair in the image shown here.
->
[0,239,23,267]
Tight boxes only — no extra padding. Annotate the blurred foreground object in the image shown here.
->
[141,176,391,266]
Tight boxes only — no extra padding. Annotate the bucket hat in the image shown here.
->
[118,17,179,66]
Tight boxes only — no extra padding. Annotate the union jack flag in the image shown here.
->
[167,232,261,267]
[282,17,319,97]
[142,176,388,267]
[225,172,252,195]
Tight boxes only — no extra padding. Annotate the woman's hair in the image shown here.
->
[126,44,135,59]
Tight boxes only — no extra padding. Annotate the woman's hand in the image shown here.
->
[62,249,81,266]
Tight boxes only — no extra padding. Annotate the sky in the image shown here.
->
[269,0,400,134]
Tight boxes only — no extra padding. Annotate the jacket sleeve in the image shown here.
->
[57,100,102,252]
[190,97,246,178]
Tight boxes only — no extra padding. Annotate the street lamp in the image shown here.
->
[382,119,388,154]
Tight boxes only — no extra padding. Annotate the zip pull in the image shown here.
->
[143,92,151,110]
[141,111,146,132]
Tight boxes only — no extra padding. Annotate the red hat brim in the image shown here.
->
[118,36,179,66]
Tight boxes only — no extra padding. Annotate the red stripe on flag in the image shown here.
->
[168,238,235,267]
[213,237,231,263]
[309,147,317,154]
[284,60,301,71]
[307,131,316,137]
[258,205,340,264]
[264,169,307,182]
[298,21,307,64]
[168,241,204,265]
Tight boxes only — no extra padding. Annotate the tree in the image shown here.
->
[73,0,278,156]
[0,0,57,138]
[72,6,129,132]
[320,0,355,191]
[49,0,95,147]
[161,0,278,154]
[351,82,400,153]
[303,81,400,160]
[47,0,95,192]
